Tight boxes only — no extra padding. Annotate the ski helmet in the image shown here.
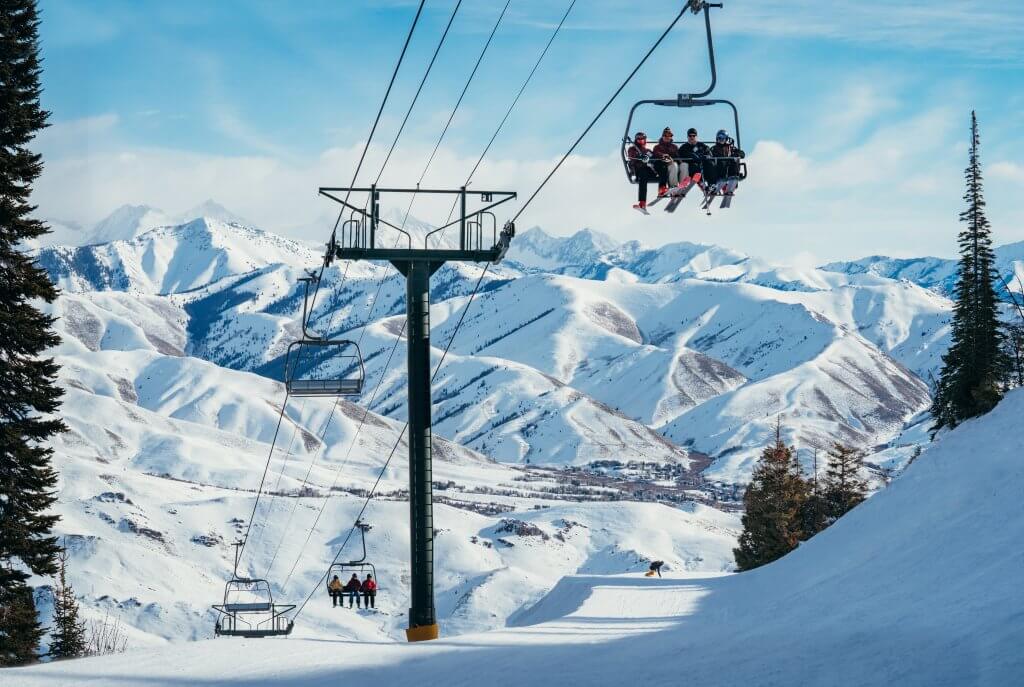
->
[634,131,647,141]
[687,127,698,136]
[716,129,729,142]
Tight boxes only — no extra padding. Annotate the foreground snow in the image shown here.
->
[12,390,1024,686]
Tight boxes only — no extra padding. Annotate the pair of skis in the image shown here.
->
[633,176,740,215]
[700,178,739,214]
[645,175,701,214]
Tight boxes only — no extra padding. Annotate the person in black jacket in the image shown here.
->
[343,573,362,608]
[705,129,745,189]
[652,126,681,196]
[678,127,710,184]
[645,560,665,577]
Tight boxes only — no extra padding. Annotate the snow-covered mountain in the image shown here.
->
[821,240,1024,300]
[88,205,173,245]
[30,293,740,646]
[34,220,954,479]
[25,210,1024,661]
[28,200,254,248]
[36,218,319,294]
[178,199,252,228]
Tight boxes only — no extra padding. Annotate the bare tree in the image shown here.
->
[85,613,128,657]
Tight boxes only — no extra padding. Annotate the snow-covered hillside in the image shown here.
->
[37,218,319,294]
[821,240,1024,300]
[25,291,740,650]
[13,390,1024,686]
[36,220,953,478]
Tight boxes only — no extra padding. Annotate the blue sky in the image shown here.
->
[33,0,1024,261]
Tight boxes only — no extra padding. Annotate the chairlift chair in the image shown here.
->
[324,520,380,597]
[212,543,295,638]
[284,338,365,397]
[283,274,366,398]
[619,2,747,199]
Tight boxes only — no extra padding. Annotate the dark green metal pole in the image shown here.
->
[404,259,437,639]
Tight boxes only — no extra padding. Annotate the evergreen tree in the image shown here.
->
[799,450,828,537]
[733,424,809,571]
[822,443,868,522]
[0,0,65,666]
[48,546,86,660]
[0,584,43,664]
[931,111,1006,430]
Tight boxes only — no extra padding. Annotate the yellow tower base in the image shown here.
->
[406,623,440,642]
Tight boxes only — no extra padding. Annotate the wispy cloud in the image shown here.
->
[721,1,1024,62]
[990,161,1024,184]
[501,0,1024,62]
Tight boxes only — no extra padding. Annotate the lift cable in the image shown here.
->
[267,2,513,583]
[328,0,426,240]
[288,263,491,619]
[437,0,577,231]
[371,0,464,189]
[303,0,464,333]
[244,397,308,546]
[279,0,575,603]
[286,0,692,600]
[237,1,425,563]
[510,2,692,224]
[235,392,291,563]
[306,0,428,323]
[416,0,511,192]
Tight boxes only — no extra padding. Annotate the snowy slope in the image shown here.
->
[821,240,1024,299]
[88,204,173,245]
[12,390,1024,686]
[178,200,252,228]
[36,217,948,479]
[36,218,320,294]
[21,290,740,650]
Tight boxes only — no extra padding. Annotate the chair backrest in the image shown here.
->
[285,340,365,397]
[223,601,272,613]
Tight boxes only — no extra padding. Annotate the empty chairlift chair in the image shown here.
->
[283,273,366,398]
[212,544,295,638]
[284,338,365,397]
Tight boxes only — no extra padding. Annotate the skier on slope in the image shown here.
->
[645,560,665,577]
[627,131,658,214]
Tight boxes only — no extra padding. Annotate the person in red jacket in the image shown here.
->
[343,573,362,608]
[361,574,377,609]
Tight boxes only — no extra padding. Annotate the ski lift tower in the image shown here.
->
[319,185,516,642]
